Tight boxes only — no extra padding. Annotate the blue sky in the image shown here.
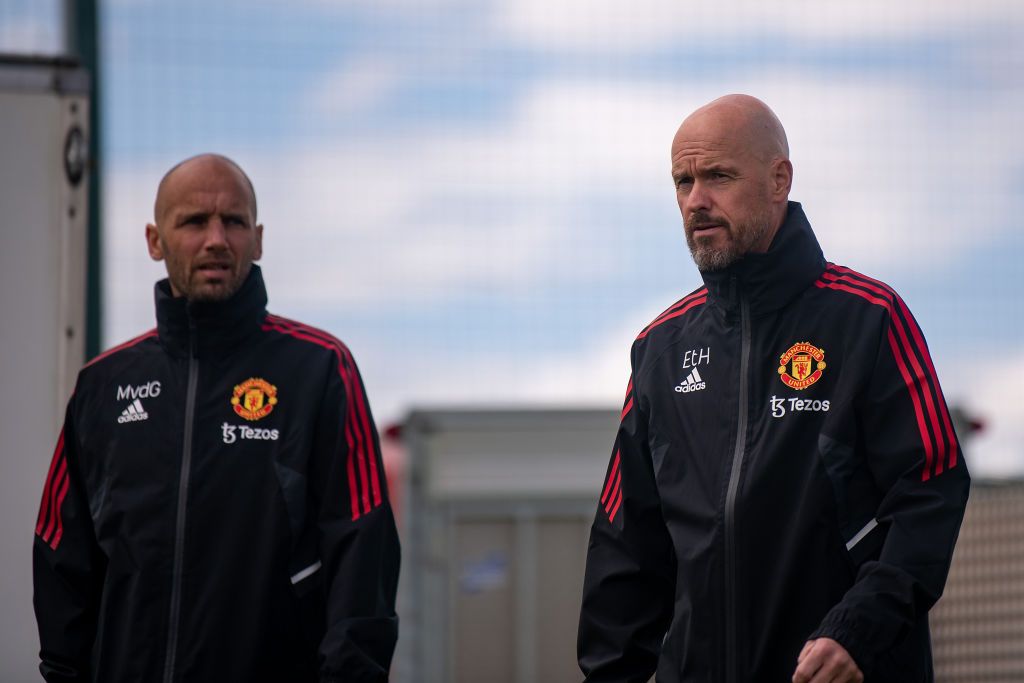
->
[4,0,1022,475]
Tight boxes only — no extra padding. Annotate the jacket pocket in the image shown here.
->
[289,556,327,661]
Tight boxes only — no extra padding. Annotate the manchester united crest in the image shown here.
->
[778,342,826,390]
[231,377,278,421]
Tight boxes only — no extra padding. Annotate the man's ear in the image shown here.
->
[146,224,164,261]
[253,224,264,261]
[771,158,793,199]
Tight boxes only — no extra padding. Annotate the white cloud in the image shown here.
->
[497,0,1024,53]
[355,307,652,424]
[308,57,405,117]
[104,68,1023,336]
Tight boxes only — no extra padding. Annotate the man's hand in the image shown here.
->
[792,638,863,683]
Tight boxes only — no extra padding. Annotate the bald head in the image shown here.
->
[675,94,789,165]
[154,154,257,225]
[670,95,793,271]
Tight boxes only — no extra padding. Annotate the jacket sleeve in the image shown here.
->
[578,367,677,682]
[810,297,970,672]
[33,396,106,683]
[311,348,400,683]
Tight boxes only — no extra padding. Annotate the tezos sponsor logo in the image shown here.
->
[770,395,831,418]
[222,422,280,444]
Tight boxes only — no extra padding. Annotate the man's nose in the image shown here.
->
[203,218,229,249]
[683,179,712,214]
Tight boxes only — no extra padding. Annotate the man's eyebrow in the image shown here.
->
[176,210,209,224]
[702,163,736,174]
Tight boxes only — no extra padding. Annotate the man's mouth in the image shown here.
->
[691,224,725,237]
[195,263,232,276]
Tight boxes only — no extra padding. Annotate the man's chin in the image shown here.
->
[187,281,238,303]
[691,247,739,272]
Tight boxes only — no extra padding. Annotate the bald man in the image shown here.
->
[33,155,400,682]
[578,96,969,683]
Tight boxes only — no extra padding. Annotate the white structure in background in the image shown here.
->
[396,408,617,683]
[0,57,90,683]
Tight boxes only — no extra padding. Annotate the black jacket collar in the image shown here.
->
[700,201,826,316]
[155,265,268,358]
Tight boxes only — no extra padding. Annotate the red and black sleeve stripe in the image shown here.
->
[83,329,158,368]
[262,314,384,521]
[36,429,69,550]
[814,264,959,481]
[36,331,159,551]
[600,377,636,523]
[636,288,708,340]
[599,293,709,523]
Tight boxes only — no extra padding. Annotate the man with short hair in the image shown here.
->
[33,154,400,682]
[577,95,969,682]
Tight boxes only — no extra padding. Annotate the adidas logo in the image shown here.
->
[117,399,149,424]
[674,368,706,394]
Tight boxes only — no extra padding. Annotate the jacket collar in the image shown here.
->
[155,264,268,358]
[699,201,826,316]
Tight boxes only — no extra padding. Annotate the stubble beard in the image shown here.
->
[685,206,775,272]
[164,251,248,303]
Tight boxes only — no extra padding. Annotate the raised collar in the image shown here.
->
[699,201,826,316]
[154,265,268,358]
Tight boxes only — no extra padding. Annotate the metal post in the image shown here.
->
[64,0,102,359]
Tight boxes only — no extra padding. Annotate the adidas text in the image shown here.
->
[117,399,149,424]
[675,368,707,393]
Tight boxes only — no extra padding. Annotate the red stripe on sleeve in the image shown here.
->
[334,351,371,515]
[601,451,621,505]
[830,266,959,471]
[822,266,958,475]
[639,289,709,337]
[620,377,635,420]
[36,430,66,536]
[604,469,622,516]
[341,347,382,508]
[636,296,707,340]
[263,315,385,518]
[48,473,72,550]
[337,362,365,520]
[83,329,158,368]
[815,276,938,480]
[608,486,624,522]
[42,459,69,543]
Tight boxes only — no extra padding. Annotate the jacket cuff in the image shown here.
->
[808,608,874,675]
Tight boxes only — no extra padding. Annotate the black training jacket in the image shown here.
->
[578,203,970,682]
[33,266,400,683]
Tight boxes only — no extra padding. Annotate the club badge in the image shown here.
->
[778,342,826,390]
[231,377,278,421]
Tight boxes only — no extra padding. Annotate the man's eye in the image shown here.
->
[675,177,693,188]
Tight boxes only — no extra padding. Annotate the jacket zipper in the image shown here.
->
[163,322,199,683]
[723,283,751,683]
